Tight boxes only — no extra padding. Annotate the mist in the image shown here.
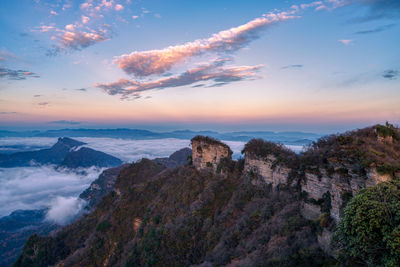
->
[0,137,304,218]
[0,165,103,217]
[45,196,87,225]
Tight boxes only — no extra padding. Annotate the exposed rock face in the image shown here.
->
[191,136,232,171]
[244,154,291,188]
[300,168,392,224]
[153,148,192,169]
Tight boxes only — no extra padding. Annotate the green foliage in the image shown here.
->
[333,181,400,266]
[377,162,400,178]
[206,161,213,168]
[191,135,233,154]
[96,220,111,232]
[187,155,192,165]
[242,139,298,168]
[320,191,332,213]
[339,192,353,217]
[216,157,235,174]
[306,191,331,213]
[375,122,400,140]
[302,124,400,176]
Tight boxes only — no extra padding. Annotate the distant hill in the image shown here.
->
[0,137,85,167]
[0,137,122,168]
[0,128,321,145]
[60,147,122,168]
[153,147,192,168]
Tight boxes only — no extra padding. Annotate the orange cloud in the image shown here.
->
[95,59,263,98]
[114,9,299,77]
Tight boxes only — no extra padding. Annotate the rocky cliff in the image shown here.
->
[191,136,232,171]
[13,123,400,266]
[192,125,400,254]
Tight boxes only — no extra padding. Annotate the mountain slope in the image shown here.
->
[14,123,400,266]
[0,137,85,167]
[60,147,122,168]
[0,137,123,168]
[14,159,331,266]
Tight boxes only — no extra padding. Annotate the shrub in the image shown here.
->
[333,181,400,266]
[375,122,400,140]
[96,220,112,232]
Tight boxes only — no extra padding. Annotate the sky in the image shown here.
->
[0,0,399,133]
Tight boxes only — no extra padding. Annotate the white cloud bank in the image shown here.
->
[0,137,303,219]
[46,196,87,225]
[0,165,103,217]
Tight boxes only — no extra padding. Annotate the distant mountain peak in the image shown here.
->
[56,137,86,148]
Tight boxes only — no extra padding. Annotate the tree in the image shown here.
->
[333,181,400,267]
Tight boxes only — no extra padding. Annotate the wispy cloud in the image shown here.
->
[33,0,126,54]
[281,64,304,69]
[48,120,82,125]
[382,69,399,80]
[42,24,112,55]
[354,23,396,34]
[0,111,18,115]
[0,67,40,80]
[114,9,299,77]
[96,59,262,98]
[37,101,50,107]
[351,0,400,22]
[339,39,353,45]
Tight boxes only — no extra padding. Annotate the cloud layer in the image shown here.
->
[0,165,103,217]
[382,69,399,80]
[114,10,298,77]
[96,59,262,97]
[0,67,40,80]
[45,196,86,225]
[354,23,396,34]
[43,24,112,55]
[0,136,306,218]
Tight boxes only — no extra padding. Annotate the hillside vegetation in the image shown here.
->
[14,123,400,266]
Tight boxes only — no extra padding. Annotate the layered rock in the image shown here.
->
[244,154,291,188]
[301,168,392,223]
[191,136,232,171]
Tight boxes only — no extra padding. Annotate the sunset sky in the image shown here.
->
[0,0,399,132]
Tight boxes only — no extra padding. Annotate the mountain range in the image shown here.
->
[0,137,122,168]
[0,128,321,145]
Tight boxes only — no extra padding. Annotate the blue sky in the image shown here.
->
[0,0,399,132]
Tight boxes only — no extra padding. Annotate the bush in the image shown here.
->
[96,220,112,232]
[333,181,400,266]
[375,122,400,140]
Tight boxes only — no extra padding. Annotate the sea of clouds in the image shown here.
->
[0,165,103,220]
[0,137,304,224]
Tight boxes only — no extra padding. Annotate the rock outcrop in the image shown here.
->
[191,136,232,171]
[242,139,296,189]
[300,168,392,223]
[244,154,291,188]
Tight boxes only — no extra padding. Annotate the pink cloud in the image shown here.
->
[82,16,90,24]
[115,4,124,11]
[95,59,263,98]
[114,9,299,77]
[65,24,75,31]
[339,39,353,45]
[59,28,110,50]
[36,25,56,32]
